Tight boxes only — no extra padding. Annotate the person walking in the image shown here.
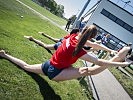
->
[65,18,72,31]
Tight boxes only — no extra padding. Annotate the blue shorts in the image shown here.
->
[54,42,62,50]
[41,60,63,80]
[59,38,64,42]
[54,38,64,50]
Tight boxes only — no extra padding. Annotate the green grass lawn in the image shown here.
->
[109,67,133,98]
[19,0,67,26]
[0,0,93,99]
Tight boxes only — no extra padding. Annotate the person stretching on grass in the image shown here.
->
[24,28,80,50]
[0,25,132,82]
[24,27,115,54]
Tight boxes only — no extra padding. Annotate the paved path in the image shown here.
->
[86,61,132,100]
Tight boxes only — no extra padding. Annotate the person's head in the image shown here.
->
[106,34,110,38]
[73,25,97,56]
[70,28,80,35]
[81,26,97,38]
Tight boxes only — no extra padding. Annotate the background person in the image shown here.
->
[25,27,117,55]
[101,34,110,45]
[75,17,85,32]
[24,28,80,50]
[65,18,72,31]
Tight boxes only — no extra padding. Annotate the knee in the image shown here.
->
[23,64,30,70]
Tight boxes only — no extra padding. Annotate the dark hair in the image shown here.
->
[70,28,80,35]
[73,25,97,56]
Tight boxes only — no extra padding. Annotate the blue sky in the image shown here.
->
[54,0,98,18]
[54,0,133,18]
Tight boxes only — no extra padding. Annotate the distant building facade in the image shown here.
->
[87,0,133,50]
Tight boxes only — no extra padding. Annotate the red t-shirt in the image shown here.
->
[63,34,71,39]
[50,34,87,69]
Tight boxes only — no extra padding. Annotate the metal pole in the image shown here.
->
[72,0,91,29]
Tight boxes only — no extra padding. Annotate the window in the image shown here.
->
[110,40,116,44]
[131,28,133,33]
[117,44,122,48]
[109,14,117,21]
[123,24,132,31]
[101,9,133,34]
[94,24,127,50]
[116,19,124,26]
[119,42,126,47]
[112,37,120,43]
[101,9,110,17]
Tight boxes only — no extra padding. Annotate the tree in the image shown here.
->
[48,0,57,13]
[32,0,65,18]
[55,4,64,17]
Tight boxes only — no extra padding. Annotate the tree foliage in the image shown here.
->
[32,0,64,17]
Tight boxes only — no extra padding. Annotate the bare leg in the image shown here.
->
[110,46,131,62]
[0,50,44,75]
[38,32,60,42]
[24,36,55,50]
[52,65,108,81]
[52,46,131,81]
[88,46,132,75]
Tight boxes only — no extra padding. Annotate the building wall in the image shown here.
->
[87,0,133,48]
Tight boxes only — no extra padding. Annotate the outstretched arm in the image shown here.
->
[79,53,132,75]
[85,40,117,54]
[80,53,131,68]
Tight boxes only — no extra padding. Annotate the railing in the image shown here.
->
[99,50,133,79]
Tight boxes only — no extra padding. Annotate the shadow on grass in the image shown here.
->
[26,72,61,100]
[1,57,61,100]
[77,77,93,100]
[43,47,53,55]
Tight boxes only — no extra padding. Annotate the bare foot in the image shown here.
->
[24,36,33,41]
[38,32,43,34]
[40,32,50,38]
[38,32,47,36]
[0,50,6,58]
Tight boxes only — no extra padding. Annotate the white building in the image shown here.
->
[86,0,133,50]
